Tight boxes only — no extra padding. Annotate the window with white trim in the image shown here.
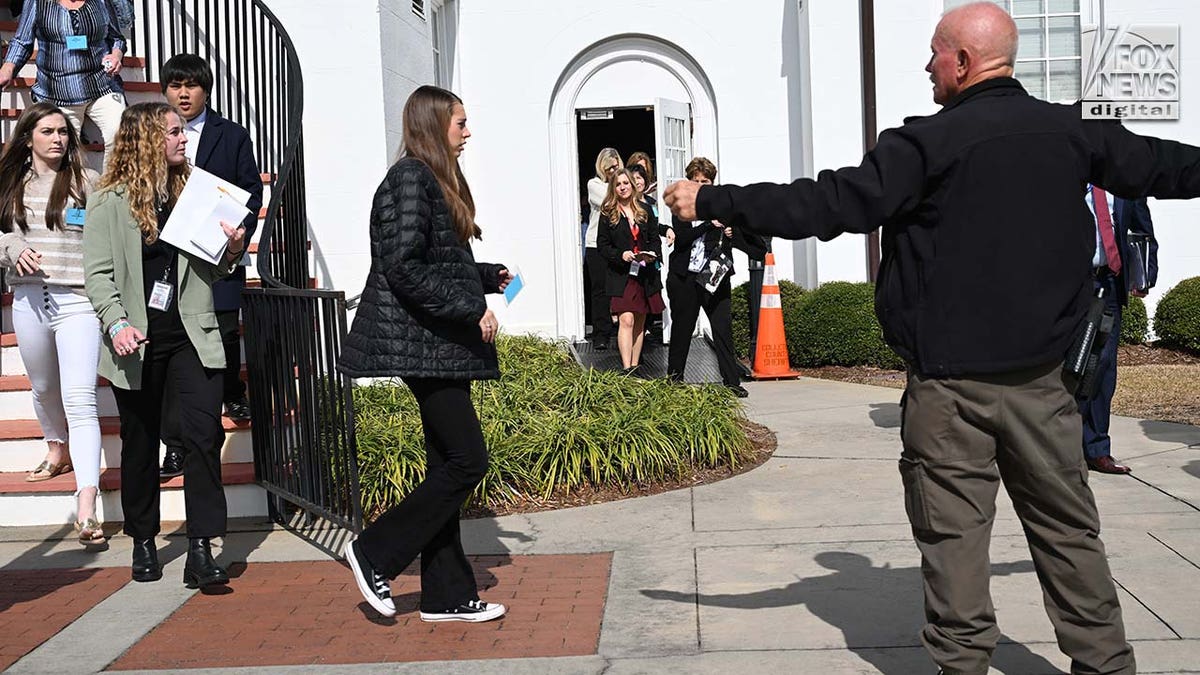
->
[943,0,1082,102]
[430,1,454,88]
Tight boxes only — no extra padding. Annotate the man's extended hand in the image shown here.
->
[664,180,701,221]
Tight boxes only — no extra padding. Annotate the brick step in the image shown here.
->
[0,366,247,392]
[0,415,249,441]
[2,77,160,93]
[0,462,266,526]
[0,422,253,473]
[0,416,253,473]
[0,461,255,494]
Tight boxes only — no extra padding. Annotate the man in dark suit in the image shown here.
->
[1079,189,1157,474]
[159,53,263,478]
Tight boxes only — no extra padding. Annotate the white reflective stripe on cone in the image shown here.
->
[761,294,782,309]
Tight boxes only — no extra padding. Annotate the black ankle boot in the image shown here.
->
[183,537,229,589]
[131,538,162,582]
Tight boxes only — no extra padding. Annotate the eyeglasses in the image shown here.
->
[604,164,618,173]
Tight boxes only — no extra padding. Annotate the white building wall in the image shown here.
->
[262,0,433,300]
[270,0,1197,335]
[453,0,811,337]
[1104,0,1200,324]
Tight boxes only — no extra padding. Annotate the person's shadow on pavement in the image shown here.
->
[869,403,902,429]
[642,551,1063,675]
[1183,459,1200,481]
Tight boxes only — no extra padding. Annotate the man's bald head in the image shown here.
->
[926,2,1019,105]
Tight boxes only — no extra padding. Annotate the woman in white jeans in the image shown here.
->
[0,102,104,545]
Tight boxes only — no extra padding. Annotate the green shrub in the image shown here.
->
[1120,296,1149,345]
[352,335,753,519]
[1154,276,1200,354]
[731,279,806,358]
[790,281,904,369]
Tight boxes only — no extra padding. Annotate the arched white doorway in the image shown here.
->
[547,35,719,339]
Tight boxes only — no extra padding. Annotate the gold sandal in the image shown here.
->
[76,518,107,546]
[26,460,73,482]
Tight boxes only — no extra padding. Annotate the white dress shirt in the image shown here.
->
[184,108,208,165]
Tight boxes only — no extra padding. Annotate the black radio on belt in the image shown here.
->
[1064,285,1116,399]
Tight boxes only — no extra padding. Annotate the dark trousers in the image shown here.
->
[901,362,1133,675]
[160,309,244,451]
[217,309,245,403]
[111,337,228,540]
[1077,274,1123,460]
[357,378,488,611]
[585,247,612,341]
[666,272,741,386]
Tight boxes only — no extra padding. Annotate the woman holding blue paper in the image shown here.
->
[339,85,513,624]
[84,102,246,586]
[0,0,128,161]
[0,102,103,544]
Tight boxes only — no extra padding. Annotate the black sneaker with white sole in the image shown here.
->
[419,599,507,623]
[345,538,396,617]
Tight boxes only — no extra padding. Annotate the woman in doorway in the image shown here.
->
[0,0,128,161]
[339,85,512,624]
[585,148,622,350]
[0,102,104,545]
[628,164,657,222]
[627,151,656,204]
[597,168,664,375]
[84,102,246,585]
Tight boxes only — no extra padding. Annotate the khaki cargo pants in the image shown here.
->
[900,362,1135,675]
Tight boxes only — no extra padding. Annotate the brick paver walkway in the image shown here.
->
[0,568,130,670]
[109,553,612,670]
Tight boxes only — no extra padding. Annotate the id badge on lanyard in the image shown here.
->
[148,257,175,312]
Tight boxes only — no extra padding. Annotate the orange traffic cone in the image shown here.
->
[752,253,800,380]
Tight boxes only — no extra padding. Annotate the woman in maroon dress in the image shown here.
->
[596,169,664,375]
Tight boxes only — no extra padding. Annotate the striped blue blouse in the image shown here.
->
[4,0,127,107]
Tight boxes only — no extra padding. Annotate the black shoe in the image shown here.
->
[160,447,185,479]
[223,398,251,422]
[593,338,609,351]
[420,599,507,623]
[345,537,396,617]
[621,365,639,377]
[727,384,749,398]
[131,538,162,582]
[183,538,230,589]
[666,372,684,384]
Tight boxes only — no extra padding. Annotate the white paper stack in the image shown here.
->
[160,166,252,264]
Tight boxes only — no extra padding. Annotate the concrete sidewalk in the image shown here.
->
[2,378,1198,674]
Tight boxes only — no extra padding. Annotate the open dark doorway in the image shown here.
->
[576,106,656,338]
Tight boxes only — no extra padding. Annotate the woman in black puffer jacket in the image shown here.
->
[339,85,511,624]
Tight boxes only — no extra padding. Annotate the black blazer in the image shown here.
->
[1109,197,1158,306]
[195,108,264,311]
[666,215,769,278]
[596,211,663,298]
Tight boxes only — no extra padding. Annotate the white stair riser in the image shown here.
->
[0,483,267,526]
[0,427,253,472]
[0,385,119,419]
[2,345,27,376]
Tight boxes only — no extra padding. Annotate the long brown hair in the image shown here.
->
[0,102,89,233]
[601,169,647,226]
[98,102,190,243]
[398,85,480,242]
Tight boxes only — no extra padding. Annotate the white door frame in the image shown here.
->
[547,35,718,340]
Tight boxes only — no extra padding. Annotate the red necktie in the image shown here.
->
[1091,186,1122,276]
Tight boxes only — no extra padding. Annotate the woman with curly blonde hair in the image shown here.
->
[84,102,246,587]
[597,168,663,374]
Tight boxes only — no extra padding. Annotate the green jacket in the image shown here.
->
[83,186,236,390]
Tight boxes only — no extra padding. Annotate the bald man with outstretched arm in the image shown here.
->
[667,3,1200,674]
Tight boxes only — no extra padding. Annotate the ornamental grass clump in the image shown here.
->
[351,334,752,518]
